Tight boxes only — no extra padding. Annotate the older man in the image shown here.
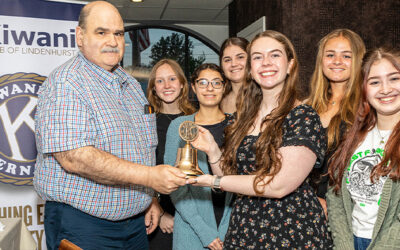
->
[34,1,187,249]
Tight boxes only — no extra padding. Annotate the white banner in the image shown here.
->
[0,15,78,74]
[0,1,81,249]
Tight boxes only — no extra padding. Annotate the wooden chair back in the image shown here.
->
[58,239,83,250]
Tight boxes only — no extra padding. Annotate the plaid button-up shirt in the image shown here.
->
[34,53,157,221]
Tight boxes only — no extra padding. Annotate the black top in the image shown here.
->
[201,114,234,227]
[156,112,183,215]
[313,121,346,198]
[149,112,183,250]
[224,105,332,249]
[156,113,183,165]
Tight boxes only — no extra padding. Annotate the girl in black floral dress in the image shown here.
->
[189,30,333,249]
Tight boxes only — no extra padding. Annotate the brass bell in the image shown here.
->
[176,142,204,177]
[176,121,204,178]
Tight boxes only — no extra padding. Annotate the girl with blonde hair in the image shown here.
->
[307,29,366,212]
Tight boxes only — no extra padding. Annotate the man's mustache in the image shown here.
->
[101,47,120,53]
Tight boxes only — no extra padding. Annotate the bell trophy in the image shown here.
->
[176,121,204,177]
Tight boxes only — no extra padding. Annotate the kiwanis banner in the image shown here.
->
[0,0,82,249]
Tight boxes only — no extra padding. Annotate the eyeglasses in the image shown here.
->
[195,79,224,89]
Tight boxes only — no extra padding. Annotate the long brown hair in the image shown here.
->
[219,37,249,98]
[147,59,196,114]
[329,48,400,194]
[307,29,366,150]
[221,30,299,194]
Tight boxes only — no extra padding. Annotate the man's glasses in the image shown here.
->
[195,79,224,89]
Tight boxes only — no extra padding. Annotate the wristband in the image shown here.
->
[211,175,223,192]
[154,192,161,202]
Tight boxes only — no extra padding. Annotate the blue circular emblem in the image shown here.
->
[0,73,45,186]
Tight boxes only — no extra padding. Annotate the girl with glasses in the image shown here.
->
[164,63,234,250]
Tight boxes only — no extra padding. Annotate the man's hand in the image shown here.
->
[53,147,186,191]
[148,165,187,194]
[159,212,174,234]
[145,198,162,234]
[208,237,223,250]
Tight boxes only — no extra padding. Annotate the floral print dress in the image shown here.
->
[223,105,332,249]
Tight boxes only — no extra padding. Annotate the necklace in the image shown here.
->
[329,100,340,106]
[375,126,391,145]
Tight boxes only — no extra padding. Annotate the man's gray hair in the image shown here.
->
[78,4,91,30]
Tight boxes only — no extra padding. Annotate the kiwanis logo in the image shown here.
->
[0,73,45,186]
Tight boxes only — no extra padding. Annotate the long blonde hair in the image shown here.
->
[307,29,366,150]
[147,59,195,115]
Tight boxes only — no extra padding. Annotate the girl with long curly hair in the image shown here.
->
[189,30,332,249]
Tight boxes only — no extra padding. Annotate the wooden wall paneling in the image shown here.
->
[229,0,400,98]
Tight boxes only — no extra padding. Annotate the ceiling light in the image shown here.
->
[131,0,143,2]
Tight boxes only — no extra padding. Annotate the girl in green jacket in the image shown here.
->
[327,48,400,250]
